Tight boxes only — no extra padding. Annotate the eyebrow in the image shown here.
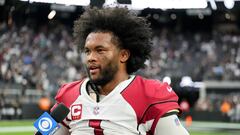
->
[84,45,106,50]
[95,45,105,49]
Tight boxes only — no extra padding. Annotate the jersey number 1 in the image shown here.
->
[89,120,104,135]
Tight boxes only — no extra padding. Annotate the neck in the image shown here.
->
[99,72,129,95]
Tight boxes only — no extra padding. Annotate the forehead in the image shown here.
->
[85,32,114,47]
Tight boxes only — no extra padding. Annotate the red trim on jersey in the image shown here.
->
[140,100,179,124]
[121,76,146,123]
[145,101,180,134]
[55,80,84,108]
[89,120,104,135]
[121,76,180,134]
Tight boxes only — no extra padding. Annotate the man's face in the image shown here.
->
[83,32,120,86]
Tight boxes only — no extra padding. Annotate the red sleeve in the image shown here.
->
[50,83,68,112]
[121,76,180,134]
[145,82,180,134]
[53,80,83,108]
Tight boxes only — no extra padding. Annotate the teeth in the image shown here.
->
[90,67,97,69]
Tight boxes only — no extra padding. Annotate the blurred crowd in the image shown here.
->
[0,22,83,93]
[1,23,240,91]
[144,28,240,81]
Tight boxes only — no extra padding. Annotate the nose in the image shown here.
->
[87,51,97,63]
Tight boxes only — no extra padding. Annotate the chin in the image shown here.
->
[89,73,97,79]
[91,77,107,86]
[90,77,98,82]
[90,75,100,83]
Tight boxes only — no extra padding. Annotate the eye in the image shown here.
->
[84,49,90,55]
[96,48,104,54]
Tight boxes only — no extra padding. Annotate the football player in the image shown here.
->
[52,7,189,135]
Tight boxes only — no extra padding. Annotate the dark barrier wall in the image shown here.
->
[181,110,230,122]
[22,103,47,119]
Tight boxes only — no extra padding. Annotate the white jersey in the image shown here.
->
[51,75,180,135]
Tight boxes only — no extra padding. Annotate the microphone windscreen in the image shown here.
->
[50,103,70,123]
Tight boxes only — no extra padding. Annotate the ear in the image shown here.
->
[120,49,130,63]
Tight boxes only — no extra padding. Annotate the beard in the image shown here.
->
[91,62,118,86]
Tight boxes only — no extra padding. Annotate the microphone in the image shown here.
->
[34,103,70,135]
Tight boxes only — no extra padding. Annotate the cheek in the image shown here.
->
[101,54,118,66]
[101,56,111,65]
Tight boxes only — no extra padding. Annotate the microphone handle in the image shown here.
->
[35,131,42,135]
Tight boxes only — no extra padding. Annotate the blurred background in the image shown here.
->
[0,0,240,135]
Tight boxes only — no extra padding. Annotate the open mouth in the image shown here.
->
[89,66,100,74]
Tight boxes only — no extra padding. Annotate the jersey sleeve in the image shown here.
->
[144,81,180,117]
[154,115,189,135]
[153,82,180,115]
[50,83,68,111]
[121,76,181,134]
[143,81,181,134]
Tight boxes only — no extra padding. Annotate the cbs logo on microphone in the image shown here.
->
[34,112,58,135]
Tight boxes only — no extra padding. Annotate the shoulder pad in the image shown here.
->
[55,80,84,108]
[141,78,178,102]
